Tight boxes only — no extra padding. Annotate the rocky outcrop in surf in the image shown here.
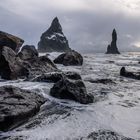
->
[0,46,29,80]
[0,46,57,80]
[106,29,120,54]
[38,17,71,52]
[50,77,93,104]
[31,70,91,104]
[31,71,82,83]
[120,67,140,80]
[54,50,83,66]
[0,85,46,131]
[82,130,134,140]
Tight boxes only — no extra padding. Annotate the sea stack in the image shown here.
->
[38,17,71,52]
[106,29,120,54]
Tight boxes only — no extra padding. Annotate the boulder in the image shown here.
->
[38,17,71,52]
[0,31,24,52]
[31,71,81,82]
[82,130,134,140]
[0,46,29,80]
[31,72,63,83]
[54,50,83,66]
[120,67,140,80]
[85,78,115,84]
[18,45,38,60]
[50,78,93,104]
[106,29,120,54]
[0,46,57,80]
[0,85,46,131]
[65,71,82,80]
[27,55,57,79]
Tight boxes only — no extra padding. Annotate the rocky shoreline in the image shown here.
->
[0,18,138,139]
[0,29,94,133]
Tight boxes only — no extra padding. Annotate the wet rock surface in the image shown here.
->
[85,78,115,84]
[38,17,71,52]
[106,29,120,54]
[0,31,24,53]
[0,46,29,80]
[50,77,93,104]
[31,72,63,83]
[21,102,72,130]
[18,45,38,60]
[82,130,134,140]
[0,85,46,131]
[31,71,81,82]
[54,50,83,66]
[0,101,72,140]
[120,67,140,80]
[0,46,57,80]
[26,55,57,79]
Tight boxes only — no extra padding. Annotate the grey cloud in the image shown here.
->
[0,0,140,53]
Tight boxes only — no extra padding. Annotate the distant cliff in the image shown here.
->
[106,29,120,54]
[38,17,71,52]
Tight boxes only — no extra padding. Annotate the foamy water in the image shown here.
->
[1,52,140,140]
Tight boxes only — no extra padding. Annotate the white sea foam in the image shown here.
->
[1,52,140,139]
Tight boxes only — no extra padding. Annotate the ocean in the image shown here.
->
[0,52,140,140]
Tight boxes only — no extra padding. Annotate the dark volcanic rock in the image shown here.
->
[27,55,57,79]
[0,31,24,52]
[82,130,134,140]
[85,78,115,84]
[65,71,82,80]
[120,67,140,80]
[106,29,120,54]
[31,71,62,83]
[38,17,71,52]
[0,46,57,80]
[23,102,72,130]
[50,78,93,104]
[54,50,83,66]
[18,45,38,60]
[31,71,81,82]
[0,46,29,80]
[0,85,46,131]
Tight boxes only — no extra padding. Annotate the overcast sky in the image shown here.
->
[0,0,140,52]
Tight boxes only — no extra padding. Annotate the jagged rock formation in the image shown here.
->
[106,29,120,54]
[0,31,24,52]
[54,50,83,66]
[38,17,71,52]
[0,85,46,131]
[0,46,29,80]
[0,46,57,80]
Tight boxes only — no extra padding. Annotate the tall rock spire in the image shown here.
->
[112,29,117,42]
[38,17,71,52]
[106,29,120,54]
[47,17,62,33]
